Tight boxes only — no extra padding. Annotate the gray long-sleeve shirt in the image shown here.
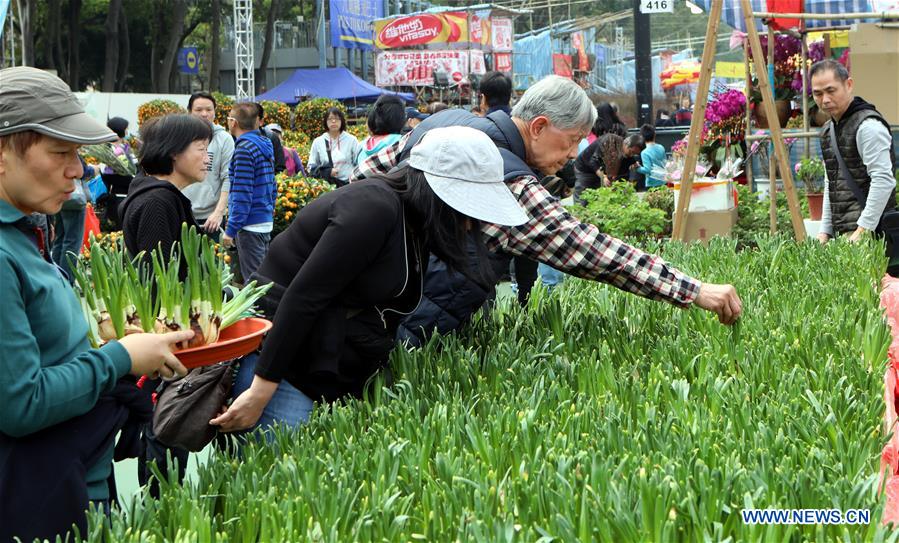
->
[821,118,896,236]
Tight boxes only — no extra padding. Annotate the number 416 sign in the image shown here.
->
[640,0,674,13]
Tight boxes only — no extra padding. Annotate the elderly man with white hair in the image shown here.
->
[352,75,742,344]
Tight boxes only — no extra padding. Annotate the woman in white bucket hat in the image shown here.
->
[212,125,527,433]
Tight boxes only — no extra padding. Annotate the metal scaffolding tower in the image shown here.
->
[233,0,255,100]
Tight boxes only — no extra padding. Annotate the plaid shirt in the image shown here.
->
[351,133,701,307]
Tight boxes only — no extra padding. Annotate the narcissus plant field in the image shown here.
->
[86,238,899,542]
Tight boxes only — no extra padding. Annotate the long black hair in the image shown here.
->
[382,166,495,289]
[592,102,627,138]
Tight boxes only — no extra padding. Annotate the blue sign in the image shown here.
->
[330,0,382,50]
[0,0,10,40]
[178,47,200,75]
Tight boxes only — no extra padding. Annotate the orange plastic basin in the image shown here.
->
[174,317,272,369]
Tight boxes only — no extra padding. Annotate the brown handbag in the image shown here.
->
[152,362,236,452]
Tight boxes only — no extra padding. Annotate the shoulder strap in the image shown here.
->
[325,138,333,164]
[828,123,867,208]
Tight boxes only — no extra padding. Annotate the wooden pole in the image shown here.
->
[743,38,753,186]
[742,0,807,240]
[767,30,777,234]
[747,126,899,141]
[800,3,810,161]
[670,0,723,241]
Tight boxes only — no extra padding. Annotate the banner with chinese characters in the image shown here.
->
[330,0,383,50]
[376,50,486,87]
[494,52,513,73]
[468,10,492,47]
[491,17,513,51]
[374,12,469,49]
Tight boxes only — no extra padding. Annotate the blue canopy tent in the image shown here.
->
[257,67,414,105]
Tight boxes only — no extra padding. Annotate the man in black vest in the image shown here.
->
[353,75,743,345]
[812,59,896,243]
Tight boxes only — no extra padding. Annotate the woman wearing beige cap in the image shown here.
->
[211,125,528,433]
[0,67,192,541]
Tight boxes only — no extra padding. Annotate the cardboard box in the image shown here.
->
[672,180,735,212]
[683,207,738,244]
[850,24,899,125]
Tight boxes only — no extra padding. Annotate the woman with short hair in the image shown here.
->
[308,107,361,187]
[119,114,212,260]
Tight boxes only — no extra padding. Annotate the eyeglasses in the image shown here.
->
[227,116,236,122]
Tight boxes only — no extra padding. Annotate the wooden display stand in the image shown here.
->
[672,0,806,242]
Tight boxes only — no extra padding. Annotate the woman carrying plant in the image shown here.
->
[210,126,529,432]
[307,107,362,187]
[101,117,138,175]
[99,117,138,227]
[0,67,191,543]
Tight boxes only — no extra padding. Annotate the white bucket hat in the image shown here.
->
[407,126,528,227]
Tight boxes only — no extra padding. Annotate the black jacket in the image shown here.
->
[0,379,151,543]
[251,178,426,401]
[261,128,286,174]
[120,175,198,261]
[820,97,896,234]
[397,245,493,348]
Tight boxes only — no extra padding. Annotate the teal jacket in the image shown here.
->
[0,200,131,499]
[637,143,668,188]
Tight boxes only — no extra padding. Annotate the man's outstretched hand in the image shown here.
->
[694,283,742,325]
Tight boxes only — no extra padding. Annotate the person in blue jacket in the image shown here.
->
[636,124,667,189]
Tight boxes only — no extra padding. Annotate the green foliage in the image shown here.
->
[733,183,810,245]
[136,99,185,126]
[212,91,235,128]
[293,98,346,139]
[796,157,825,193]
[84,237,896,542]
[569,182,668,240]
[643,186,675,236]
[259,100,292,130]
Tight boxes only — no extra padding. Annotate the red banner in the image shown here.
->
[768,0,803,30]
[553,54,572,78]
[374,12,469,49]
[494,52,512,73]
[469,11,491,46]
[571,32,589,72]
